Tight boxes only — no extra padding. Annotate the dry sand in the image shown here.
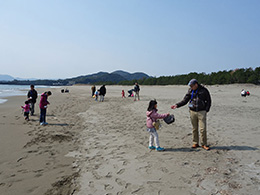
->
[0,85,260,195]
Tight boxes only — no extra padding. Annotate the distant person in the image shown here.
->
[146,100,169,151]
[128,89,134,97]
[27,85,38,115]
[94,90,99,101]
[91,85,96,97]
[39,91,52,125]
[171,79,211,150]
[21,100,30,121]
[121,90,125,98]
[99,85,106,102]
[134,83,140,101]
[241,89,246,97]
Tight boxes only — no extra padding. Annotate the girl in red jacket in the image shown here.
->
[39,91,52,125]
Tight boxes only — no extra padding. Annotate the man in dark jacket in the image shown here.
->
[134,83,140,101]
[99,85,106,102]
[27,85,38,115]
[171,79,211,150]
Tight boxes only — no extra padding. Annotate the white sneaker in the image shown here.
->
[40,122,44,125]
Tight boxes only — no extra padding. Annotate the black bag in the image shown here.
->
[163,114,175,124]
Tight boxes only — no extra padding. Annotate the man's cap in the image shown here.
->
[188,79,198,86]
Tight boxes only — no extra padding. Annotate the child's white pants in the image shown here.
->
[149,131,160,147]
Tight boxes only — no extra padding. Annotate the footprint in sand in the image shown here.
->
[160,167,169,173]
[104,184,114,190]
[115,178,126,186]
[117,169,125,175]
[92,171,102,180]
[88,181,94,188]
[105,172,112,178]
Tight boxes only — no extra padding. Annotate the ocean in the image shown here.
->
[0,85,57,104]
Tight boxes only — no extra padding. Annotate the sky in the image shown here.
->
[0,0,260,79]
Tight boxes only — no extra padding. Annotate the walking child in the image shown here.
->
[121,90,125,98]
[21,100,30,121]
[146,100,169,151]
[94,90,99,101]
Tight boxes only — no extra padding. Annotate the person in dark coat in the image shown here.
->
[134,83,140,101]
[171,79,211,150]
[27,85,38,115]
[99,85,106,102]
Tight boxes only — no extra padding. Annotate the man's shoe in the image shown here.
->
[149,146,156,150]
[201,145,210,150]
[156,147,165,151]
[192,144,200,148]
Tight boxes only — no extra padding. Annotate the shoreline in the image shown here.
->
[0,86,89,195]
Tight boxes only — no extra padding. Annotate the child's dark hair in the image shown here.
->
[147,100,157,111]
[45,91,52,95]
[25,100,29,104]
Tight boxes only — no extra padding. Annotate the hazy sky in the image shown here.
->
[1,0,259,79]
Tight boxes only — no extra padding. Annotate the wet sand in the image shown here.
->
[0,85,260,195]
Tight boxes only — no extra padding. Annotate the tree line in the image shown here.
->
[118,67,260,86]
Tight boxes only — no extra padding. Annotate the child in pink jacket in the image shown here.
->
[21,100,30,121]
[39,91,52,125]
[146,100,169,151]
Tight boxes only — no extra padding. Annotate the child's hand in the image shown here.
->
[171,105,177,109]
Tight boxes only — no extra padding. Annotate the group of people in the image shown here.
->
[21,85,52,125]
[241,89,250,97]
[91,85,106,102]
[147,79,211,151]
[91,83,140,102]
[22,79,211,152]
[123,83,140,100]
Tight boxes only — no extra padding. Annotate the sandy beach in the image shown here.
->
[0,84,260,195]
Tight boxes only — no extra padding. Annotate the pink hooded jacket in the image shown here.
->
[146,109,168,129]
[21,104,30,113]
[39,93,49,109]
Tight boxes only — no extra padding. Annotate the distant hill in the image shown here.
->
[0,70,150,85]
[0,74,14,81]
[67,72,127,84]
[0,74,38,81]
[111,70,149,80]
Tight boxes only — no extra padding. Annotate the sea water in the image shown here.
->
[0,85,56,104]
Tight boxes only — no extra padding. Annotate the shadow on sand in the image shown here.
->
[210,146,258,151]
[165,148,200,152]
[164,145,258,152]
[48,123,70,127]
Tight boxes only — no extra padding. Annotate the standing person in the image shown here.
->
[27,85,38,115]
[21,100,30,121]
[99,85,106,102]
[171,79,211,150]
[134,83,140,101]
[91,85,96,97]
[121,90,126,98]
[146,100,169,151]
[39,91,52,125]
